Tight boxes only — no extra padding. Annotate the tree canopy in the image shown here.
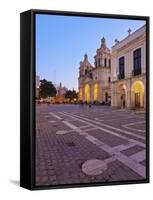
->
[65,89,78,101]
[39,79,56,98]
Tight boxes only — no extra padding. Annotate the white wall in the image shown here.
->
[111,35,146,81]
[0,0,152,199]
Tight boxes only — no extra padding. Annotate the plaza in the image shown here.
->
[36,104,146,186]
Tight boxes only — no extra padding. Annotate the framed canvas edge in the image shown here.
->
[20,9,150,191]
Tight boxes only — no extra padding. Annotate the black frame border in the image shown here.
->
[20,9,150,190]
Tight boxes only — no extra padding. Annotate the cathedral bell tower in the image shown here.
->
[101,37,106,49]
[94,37,111,68]
[78,54,93,102]
[79,53,93,78]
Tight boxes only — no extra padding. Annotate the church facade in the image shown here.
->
[78,37,111,104]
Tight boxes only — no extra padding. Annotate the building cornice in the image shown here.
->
[112,25,146,52]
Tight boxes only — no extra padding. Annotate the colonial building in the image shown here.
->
[111,25,146,109]
[78,37,111,103]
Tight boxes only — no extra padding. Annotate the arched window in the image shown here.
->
[98,58,100,67]
[85,69,88,75]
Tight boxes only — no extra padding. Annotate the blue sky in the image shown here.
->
[36,14,145,91]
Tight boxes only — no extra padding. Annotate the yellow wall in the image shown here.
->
[94,83,98,101]
[84,84,90,102]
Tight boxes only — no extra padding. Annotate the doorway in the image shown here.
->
[135,92,140,108]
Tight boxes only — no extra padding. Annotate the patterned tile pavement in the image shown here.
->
[35,104,146,186]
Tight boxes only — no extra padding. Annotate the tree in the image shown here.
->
[65,89,78,102]
[39,79,56,98]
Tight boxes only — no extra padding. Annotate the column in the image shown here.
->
[126,80,131,108]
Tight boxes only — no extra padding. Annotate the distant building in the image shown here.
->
[111,25,146,109]
[78,37,111,103]
[56,82,68,103]
[57,82,68,96]
[36,76,40,98]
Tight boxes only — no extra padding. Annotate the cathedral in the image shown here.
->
[78,25,146,109]
[78,37,111,104]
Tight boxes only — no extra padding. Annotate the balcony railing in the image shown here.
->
[118,74,125,80]
[132,68,141,76]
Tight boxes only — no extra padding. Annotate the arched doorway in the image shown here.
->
[84,84,90,102]
[105,92,108,103]
[94,83,99,101]
[118,84,127,108]
[131,81,144,108]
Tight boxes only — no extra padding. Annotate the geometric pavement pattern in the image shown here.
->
[36,104,146,186]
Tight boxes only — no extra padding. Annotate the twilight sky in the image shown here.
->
[36,14,145,91]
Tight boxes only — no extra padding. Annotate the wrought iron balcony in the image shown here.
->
[118,73,125,80]
[132,68,141,76]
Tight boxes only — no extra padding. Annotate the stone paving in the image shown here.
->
[35,104,146,186]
